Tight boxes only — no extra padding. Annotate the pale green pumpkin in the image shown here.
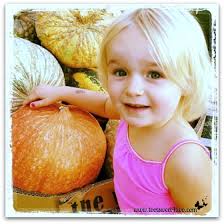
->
[12,37,65,112]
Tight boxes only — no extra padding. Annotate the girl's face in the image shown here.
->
[106,23,182,128]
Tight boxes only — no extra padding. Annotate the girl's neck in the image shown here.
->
[127,116,199,162]
[128,116,189,140]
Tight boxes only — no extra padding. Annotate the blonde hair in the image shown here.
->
[97,7,213,122]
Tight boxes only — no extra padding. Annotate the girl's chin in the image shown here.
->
[122,117,155,128]
[122,115,170,129]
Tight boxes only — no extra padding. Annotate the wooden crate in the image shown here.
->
[13,178,119,213]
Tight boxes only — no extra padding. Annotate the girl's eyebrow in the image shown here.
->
[107,59,161,71]
[144,61,159,67]
[108,59,119,65]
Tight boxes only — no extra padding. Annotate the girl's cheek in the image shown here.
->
[107,81,120,95]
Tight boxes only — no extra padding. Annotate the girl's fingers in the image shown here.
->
[23,93,39,106]
[30,98,52,108]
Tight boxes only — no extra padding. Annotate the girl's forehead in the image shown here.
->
[106,24,146,54]
[106,23,159,66]
[110,23,144,44]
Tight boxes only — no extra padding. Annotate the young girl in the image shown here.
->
[23,7,212,215]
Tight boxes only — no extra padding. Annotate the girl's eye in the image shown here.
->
[146,71,161,79]
[113,69,127,77]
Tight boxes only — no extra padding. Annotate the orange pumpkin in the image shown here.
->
[12,104,106,195]
[103,119,119,178]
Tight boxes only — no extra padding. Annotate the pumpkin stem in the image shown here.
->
[59,105,69,111]
[71,10,105,25]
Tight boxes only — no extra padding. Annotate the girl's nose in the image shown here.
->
[125,74,145,97]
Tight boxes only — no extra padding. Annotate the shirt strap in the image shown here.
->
[161,139,210,190]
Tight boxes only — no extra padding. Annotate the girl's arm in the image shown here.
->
[164,144,212,215]
[23,85,120,119]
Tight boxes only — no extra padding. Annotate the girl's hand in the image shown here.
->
[23,85,62,108]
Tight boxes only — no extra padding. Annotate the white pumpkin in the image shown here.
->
[12,38,65,112]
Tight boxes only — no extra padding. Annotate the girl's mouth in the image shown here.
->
[124,103,150,112]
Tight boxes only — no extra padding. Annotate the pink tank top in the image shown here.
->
[113,120,210,215]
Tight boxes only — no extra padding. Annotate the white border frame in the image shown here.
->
[5,3,219,218]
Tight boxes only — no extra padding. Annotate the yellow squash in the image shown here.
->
[72,72,106,92]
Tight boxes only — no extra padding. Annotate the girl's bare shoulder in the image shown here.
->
[164,122,210,180]
[163,120,211,192]
[164,142,212,214]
